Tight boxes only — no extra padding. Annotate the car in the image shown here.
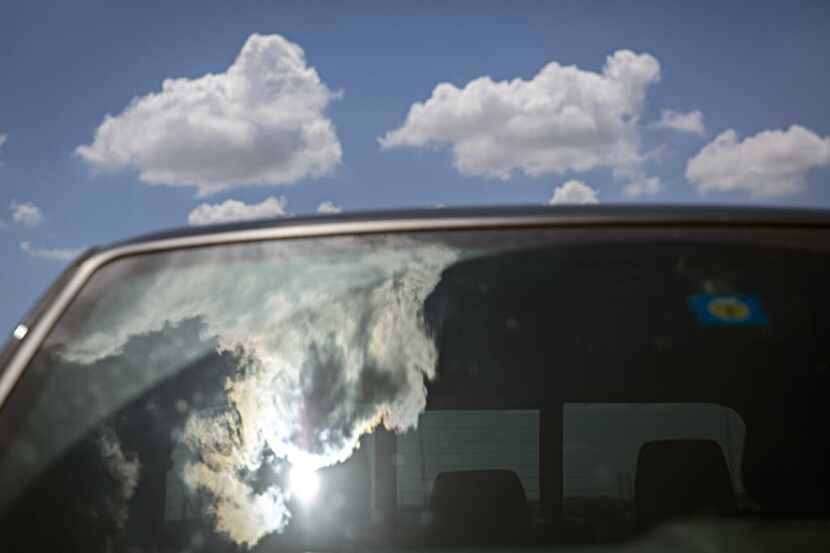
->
[1,205,829,552]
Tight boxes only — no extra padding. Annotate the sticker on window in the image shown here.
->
[688,294,768,326]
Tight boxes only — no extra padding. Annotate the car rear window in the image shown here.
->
[0,226,828,552]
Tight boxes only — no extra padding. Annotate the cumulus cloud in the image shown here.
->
[10,200,44,227]
[548,180,599,204]
[188,196,288,226]
[20,241,83,261]
[686,125,830,197]
[622,175,662,196]
[380,50,661,194]
[651,109,706,136]
[50,237,460,546]
[76,34,342,196]
[316,200,342,214]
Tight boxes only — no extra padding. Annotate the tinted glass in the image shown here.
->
[1,227,829,552]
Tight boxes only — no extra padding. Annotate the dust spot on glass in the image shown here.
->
[345,523,357,540]
[446,358,460,375]
[190,532,204,548]
[145,401,163,420]
[478,282,490,294]
[592,465,614,488]
[371,508,385,524]
[419,510,434,526]
[703,279,733,294]
[191,391,205,406]
[467,362,480,377]
[14,440,38,466]
[506,316,520,331]
[175,399,189,413]
[332,492,346,510]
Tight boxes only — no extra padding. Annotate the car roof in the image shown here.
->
[110,204,830,251]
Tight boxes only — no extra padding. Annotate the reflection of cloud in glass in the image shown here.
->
[54,237,458,546]
[97,426,141,529]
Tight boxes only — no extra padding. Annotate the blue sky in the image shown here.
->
[2,0,830,334]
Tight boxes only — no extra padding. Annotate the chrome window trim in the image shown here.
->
[1,205,829,409]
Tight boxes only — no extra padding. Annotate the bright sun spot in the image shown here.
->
[288,465,320,503]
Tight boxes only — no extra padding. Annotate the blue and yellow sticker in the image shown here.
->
[688,294,768,326]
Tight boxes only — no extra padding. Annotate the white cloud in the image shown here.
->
[548,180,599,204]
[76,34,342,196]
[20,241,83,261]
[686,125,830,197]
[623,175,662,196]
[0,132,7,148]
[316,201,342,214]
[10,200,44,227]
[188,196,288,226]
[380,50,661,194]
[651,109,706,136]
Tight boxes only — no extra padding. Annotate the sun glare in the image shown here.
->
[288,465,320,503]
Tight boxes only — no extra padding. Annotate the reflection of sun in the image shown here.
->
[288,465,320,503]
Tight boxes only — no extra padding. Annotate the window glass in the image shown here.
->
[563,402,746,540]
[1,227,829,552]
[396,410,539,508]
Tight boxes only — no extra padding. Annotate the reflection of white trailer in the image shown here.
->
[563,403,746,501]
[163,403,745,525]
[381,403,744,512]
[391,410,540,508]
